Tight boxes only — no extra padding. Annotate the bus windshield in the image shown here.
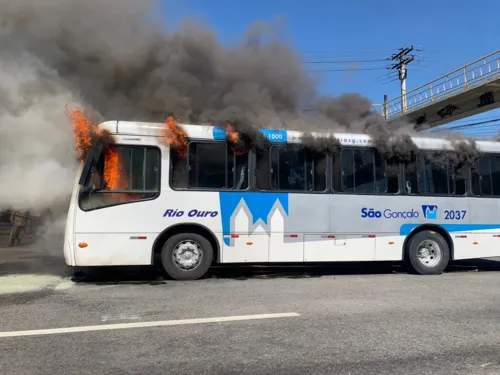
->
[78,144,161,211]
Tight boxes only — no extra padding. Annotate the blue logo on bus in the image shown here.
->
[422,205,438,220]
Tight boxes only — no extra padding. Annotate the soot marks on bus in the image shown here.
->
[450,139,481,169]
[223,121,271,152]
[410,139,481,172]
[301,96,483,170]
[373,134,418,165]
[300,133,341,155]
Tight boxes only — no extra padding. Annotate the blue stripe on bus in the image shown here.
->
[211,127,288,143]
[212,127,226,140]
[400,224,500,236]
[259,129,287,143]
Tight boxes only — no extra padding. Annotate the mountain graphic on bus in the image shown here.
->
[219,192,289,245]
[422,205,438,220]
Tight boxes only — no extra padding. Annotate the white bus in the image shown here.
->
[64,120,500,280]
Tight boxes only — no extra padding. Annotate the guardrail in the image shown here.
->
[377,50,500,119]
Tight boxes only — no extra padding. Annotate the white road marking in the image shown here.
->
[101,314,141,322]
[0,312,300,338]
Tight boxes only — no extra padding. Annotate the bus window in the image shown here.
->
[275,146,307,191]
[374,151,388,193]
[353,149,375,193]
[427,163,449,194]
[170,148,188,189]
[310,151,327,192]
[145,148,161,191]
[130,148,144,190]
[228,150,249,190]
[332,153,342,191]
[340,149,387,194]
[79,145,160,211]
[480,157,492,195]
[407,154,452,195]
[255,148,271,190]
[184,141,249,190]
[453,166,467,196]
[341,149,355,192]
[472,156,492,195]
[188,142,227,189]
[491,156,500,195]
[404,159,419,194]
[386,160,400,194]
[269,145,326,192]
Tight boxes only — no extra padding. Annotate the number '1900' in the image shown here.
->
[444,210,466,220]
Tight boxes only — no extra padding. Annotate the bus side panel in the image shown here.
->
[218,193,330,263]
[218,192,284,263]
[325,195,476,262]
[303,194,375,261]
[74,190,223,266]
[74,233,155,266]
[455,197,500,259]
[374,235,406,261]
[74,200,162,266]
[274,194,330,262]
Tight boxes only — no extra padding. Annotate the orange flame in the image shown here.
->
[103,146,140,202]
[226,123,240,143]
[225,122,246,156]
[66,106,125,196]
[161,115,188,156]
[66,106,98,160]
[103,147,122,190]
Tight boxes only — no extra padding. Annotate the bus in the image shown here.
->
[64,120,500,280]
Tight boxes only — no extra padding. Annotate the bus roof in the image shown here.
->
[99,120,500,153]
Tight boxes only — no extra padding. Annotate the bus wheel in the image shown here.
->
[406,230,450,275]
[160,233,213,280]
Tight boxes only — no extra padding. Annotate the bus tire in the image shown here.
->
[406,230,450,275]
[160,232,213,280]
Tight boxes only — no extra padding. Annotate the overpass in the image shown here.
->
[376,50,500,130]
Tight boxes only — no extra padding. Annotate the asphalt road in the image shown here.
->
[1,259,500,375]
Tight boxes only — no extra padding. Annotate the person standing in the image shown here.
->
[9,210,29,247]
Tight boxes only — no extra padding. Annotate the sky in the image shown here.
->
[160,0,500,137]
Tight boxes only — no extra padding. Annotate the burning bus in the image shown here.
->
[64,116,500,280]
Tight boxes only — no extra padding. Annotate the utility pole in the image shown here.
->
[389,46,415,113]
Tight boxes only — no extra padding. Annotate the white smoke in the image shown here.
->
[0,52,79,211]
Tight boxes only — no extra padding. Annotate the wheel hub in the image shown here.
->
[416,239,442,268]
[173,241,202,270]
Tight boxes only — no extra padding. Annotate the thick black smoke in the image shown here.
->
[0,0,484,214]
[0,0,315,211]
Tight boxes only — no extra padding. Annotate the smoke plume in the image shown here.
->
[0,0,483,217]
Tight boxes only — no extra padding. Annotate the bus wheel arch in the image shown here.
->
[152,223,220,269]
[402,225,453,275]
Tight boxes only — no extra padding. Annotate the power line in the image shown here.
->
[442,114,500,125]
[301,49,396,54]
[430,118,500,132]
[303,57,389,62]
[307,67,392,73]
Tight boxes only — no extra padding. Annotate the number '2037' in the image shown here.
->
[444,210,466,220]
